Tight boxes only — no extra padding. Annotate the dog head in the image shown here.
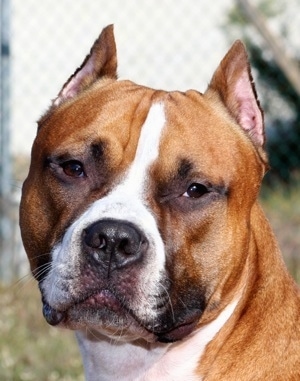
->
[20,25,268,343]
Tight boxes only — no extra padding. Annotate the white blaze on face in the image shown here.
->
[124,102,166,192]
[43,102,167,307]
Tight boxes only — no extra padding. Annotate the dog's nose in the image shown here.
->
[83,219,148,273]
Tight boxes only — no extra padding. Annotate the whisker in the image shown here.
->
[153,279,175,324]
[11,273,36,294]
[29,252,51,261]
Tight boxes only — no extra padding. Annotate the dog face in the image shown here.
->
[20,26,267,343]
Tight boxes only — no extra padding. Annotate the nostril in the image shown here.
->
[83,228,107,250]
[118,238,131,256]
[97,236,107,249]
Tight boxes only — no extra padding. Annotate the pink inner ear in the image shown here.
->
[52,25,117,107]
[58,57,96,103]
[235,71,264,146]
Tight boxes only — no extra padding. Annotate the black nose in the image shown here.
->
[83,219,148,273]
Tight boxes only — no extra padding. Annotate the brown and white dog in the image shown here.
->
[20,25,300,380]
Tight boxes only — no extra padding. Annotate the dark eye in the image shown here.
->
[61,160,85,177]
[183,183,209,198]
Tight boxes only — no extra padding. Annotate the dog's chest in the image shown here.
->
[76,300,238,380]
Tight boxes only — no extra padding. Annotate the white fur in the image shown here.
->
[76,298,240,380]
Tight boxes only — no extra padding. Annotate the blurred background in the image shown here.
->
[0,0,299,379]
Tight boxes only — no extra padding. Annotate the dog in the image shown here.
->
[20,25,300,380]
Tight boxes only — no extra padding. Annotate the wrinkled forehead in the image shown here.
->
[37,81,248,184]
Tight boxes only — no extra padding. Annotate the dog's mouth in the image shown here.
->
[42,289,128,326]
[42,290,202,343]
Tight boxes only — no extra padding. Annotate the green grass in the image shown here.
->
[0,282,84,381]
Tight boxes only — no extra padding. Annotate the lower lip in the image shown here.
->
[158,320,198,342]
[42,302,65,326]
[43,290,122,326]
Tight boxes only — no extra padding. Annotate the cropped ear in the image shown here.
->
[53,25,117,106]
[205,40,265,148]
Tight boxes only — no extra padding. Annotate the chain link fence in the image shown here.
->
[1,0,300,283]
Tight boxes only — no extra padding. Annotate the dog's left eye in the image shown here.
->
[183,183,209,198]
[61,160,85,177]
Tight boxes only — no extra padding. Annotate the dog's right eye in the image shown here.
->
[61,160,85,177]
[183,183,209,198]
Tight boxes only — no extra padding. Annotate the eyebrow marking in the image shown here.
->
[91,141,104,160]
[176,158,193,181]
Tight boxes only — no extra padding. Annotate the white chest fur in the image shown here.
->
[76,299,238,381]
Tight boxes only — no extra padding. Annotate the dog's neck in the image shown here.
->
[75,299,239,381]
[76,331,165,381]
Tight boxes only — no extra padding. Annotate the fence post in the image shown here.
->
[0,0,12,283]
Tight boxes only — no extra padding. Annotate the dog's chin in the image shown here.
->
[42,289,203,343]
